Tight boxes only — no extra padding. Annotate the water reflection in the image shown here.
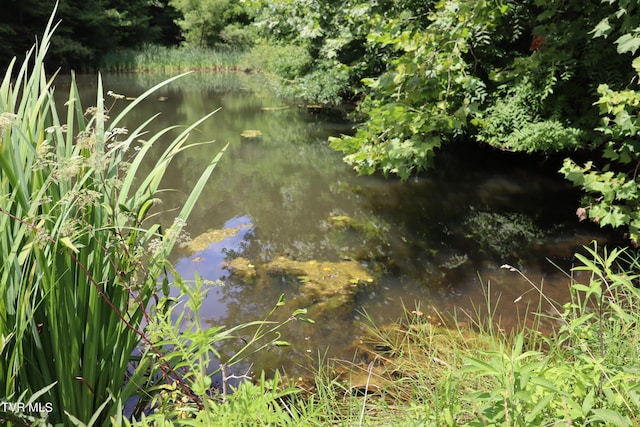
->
[59,73,615,375]
[174,215,254,320]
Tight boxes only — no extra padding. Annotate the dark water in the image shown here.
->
[59,73,613,376]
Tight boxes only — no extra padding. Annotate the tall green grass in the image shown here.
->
[125,277,317,426]
[0,9,225,426]
[99,45,246,73]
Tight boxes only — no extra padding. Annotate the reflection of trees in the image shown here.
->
[163,91,366,262]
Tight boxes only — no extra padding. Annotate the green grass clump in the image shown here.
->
[285,243,640,426]
[99,44,246,73]
[0,9,225,426]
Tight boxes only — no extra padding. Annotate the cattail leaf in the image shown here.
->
[59,236,80,254]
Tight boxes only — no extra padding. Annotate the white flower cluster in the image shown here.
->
[0,112,17,138]
[107,90,125,100]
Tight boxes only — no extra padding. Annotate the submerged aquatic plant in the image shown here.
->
[463,209,544,261]
[0,8,225,426]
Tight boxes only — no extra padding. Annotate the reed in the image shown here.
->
[99,45,246,73]
[0,8,225,426]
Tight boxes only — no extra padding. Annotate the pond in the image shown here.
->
[59,73,614,377]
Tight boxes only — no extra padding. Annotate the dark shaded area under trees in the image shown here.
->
[0,0,182,71]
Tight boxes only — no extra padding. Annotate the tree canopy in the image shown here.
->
[0,0,182,70]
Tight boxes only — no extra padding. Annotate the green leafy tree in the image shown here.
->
[327,0,634,178]
[251,0,640,243]
[169,0,251,47]
[329,0,509,178]
[246,0,435,105]
[0,0,52,64]
[475,0,631,153]
[561,0,640,244]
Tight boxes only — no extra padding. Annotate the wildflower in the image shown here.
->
[173,218,187,228]
[77,130,97,150]
[166,217,190,245]
[52,156,83,182]
[176,230,191,246]
[89,152,109,174]
[34,227,52,249]
[0,112,17,138]
[119,161,132,174]
[45,124,67,134]
[60,219,81,237]
[107,90,125,100]
[500,264,517,272]
[75,189,102,208]
[33,140,56,170]
[110,127,128,135]
[107,139,131,153]
[35,196,53,207]
[147,238,164,256]
[107,176,124,190]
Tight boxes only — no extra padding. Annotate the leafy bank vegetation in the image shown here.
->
[122,244,640,426]
[0,11,225,425]
[0,9,310,427]
[3,1,640,425]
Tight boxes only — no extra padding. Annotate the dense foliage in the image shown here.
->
[246,0,640,244]
[123,245,640,425]
[321,0,634,176]
[0,0,262,71]
[561,1,640,242]
[169,0,254,48]
[4,4,640,425]
[0,0,182,70]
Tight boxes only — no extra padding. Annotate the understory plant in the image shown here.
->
[0,9,225,426]
[458,244,640,425]
[126,277,318,426]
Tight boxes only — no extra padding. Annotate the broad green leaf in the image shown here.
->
[17,241,33,266]
[589,408,632,426]
[615,34,640,55]
[59,236,80,254]
[461,356,501,375]
[582,388,595,415]
[591,18,612,38]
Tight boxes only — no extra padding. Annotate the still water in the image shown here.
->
[61,73,612,375]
